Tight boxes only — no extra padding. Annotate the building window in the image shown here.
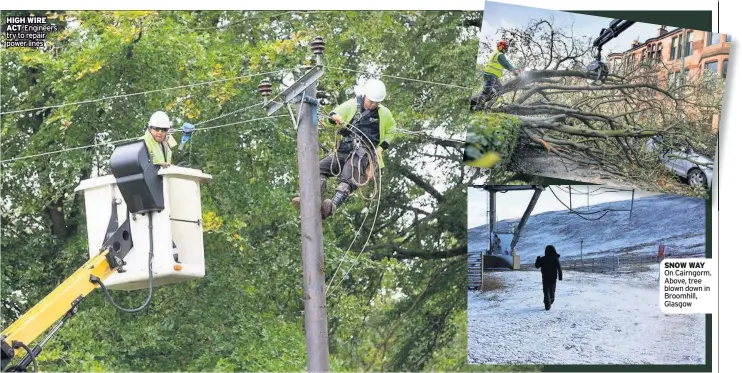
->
[685,31,693,56]
[705,60,719,75]
[671,37,678,60]
[726,34,732,42]
[707,32,721,46]
[723,59,728,79]
[684,67,690,81]
[657,44,663,61]
[641,49,646,62]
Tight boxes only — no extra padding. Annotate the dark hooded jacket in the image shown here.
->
[535,245,563,281]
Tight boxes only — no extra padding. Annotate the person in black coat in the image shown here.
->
[535,245,563,310]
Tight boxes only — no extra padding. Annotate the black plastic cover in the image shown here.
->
[110,140,164,214]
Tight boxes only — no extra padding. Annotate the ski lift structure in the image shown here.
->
[471,185,545,270]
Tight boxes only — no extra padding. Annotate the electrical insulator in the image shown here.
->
[310,37,326,66]
[310,37,326,55]
[258,79,272,103]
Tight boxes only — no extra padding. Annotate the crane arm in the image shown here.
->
[1,217,132,371]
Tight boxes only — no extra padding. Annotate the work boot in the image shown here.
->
[321,183,351,219]
[291,176,329,211]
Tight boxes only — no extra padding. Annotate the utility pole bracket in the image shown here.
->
[302,96,319,126]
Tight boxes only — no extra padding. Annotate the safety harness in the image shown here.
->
[347,95,380,150]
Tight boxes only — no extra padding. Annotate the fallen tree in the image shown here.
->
[468,18,721,185]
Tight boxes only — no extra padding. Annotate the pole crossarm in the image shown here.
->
[265,65,325,116]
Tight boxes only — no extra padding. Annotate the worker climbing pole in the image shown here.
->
[258,36,330,372]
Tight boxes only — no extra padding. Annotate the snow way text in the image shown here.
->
[660,259,716,314]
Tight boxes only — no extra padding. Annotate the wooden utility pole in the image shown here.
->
[259,37,330,372]
[296,80,330,372]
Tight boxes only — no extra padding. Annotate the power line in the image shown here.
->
[325,66,471,90]
[555,185,631,196]
[1,110,286,164]
[547,186,630,221]
[0,70,289,116]
[3,65,471,117]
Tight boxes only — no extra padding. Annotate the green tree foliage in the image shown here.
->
[2,10,531,372]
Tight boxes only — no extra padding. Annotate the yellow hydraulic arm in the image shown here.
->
[1,215,134,372]
[2,139,164,372]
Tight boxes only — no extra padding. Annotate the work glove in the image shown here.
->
[330,114,343,125]
[380,140,390,150]
[338,126,352,137]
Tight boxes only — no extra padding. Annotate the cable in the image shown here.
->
[4,342,37,373]
[327,183,381,298]
[324,125,381,295]
[325,123,383,298]
[547,186,623,221]
[20,343,37,373]
[0,70,289,116]
[0,112,287,164]
[324,193,373,295]
[325,66,470,90]
[171,102,265,131]
[551,186,634,214]
[395,128,465,144]
[90,212,155,312]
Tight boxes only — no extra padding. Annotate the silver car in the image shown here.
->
[644,137,714,189]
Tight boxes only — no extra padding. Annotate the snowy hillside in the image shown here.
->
[468,268,705,365]
[468,194,705,262]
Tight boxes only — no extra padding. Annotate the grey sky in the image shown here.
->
[478,1,686,64]
[467,185,663,229]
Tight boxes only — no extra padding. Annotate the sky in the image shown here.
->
[467,185,663,229]
[477,1,679,64]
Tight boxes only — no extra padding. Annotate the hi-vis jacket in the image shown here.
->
[328,97,397,169]
[141,130,174,165]
[484,51,516,78]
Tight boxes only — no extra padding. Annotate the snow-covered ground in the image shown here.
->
[468,267,706,365]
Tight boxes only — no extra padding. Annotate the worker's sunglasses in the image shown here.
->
[149,126,168,132]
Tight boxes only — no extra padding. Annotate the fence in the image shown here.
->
[518,252,689,273]
[467,252,483,290]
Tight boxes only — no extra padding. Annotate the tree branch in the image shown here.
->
[398,166,445,202]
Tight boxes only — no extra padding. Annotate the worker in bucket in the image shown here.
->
[475,40,521,110]
[291,79,397,220]
[535,245,563,311]
[141,110,177,166]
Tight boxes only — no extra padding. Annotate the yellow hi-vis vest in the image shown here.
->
[141,130,173,165]
[484,51,504,77]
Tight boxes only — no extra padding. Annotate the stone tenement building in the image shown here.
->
[607,25,731,132]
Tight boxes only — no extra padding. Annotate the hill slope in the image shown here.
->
[468,194,705,262]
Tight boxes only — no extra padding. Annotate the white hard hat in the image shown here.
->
[148,111,171,128]
[364,79,386,102]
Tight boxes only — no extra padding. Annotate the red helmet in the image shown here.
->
[497,40,509,50]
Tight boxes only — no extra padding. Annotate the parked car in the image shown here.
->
[644,136,714,189]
